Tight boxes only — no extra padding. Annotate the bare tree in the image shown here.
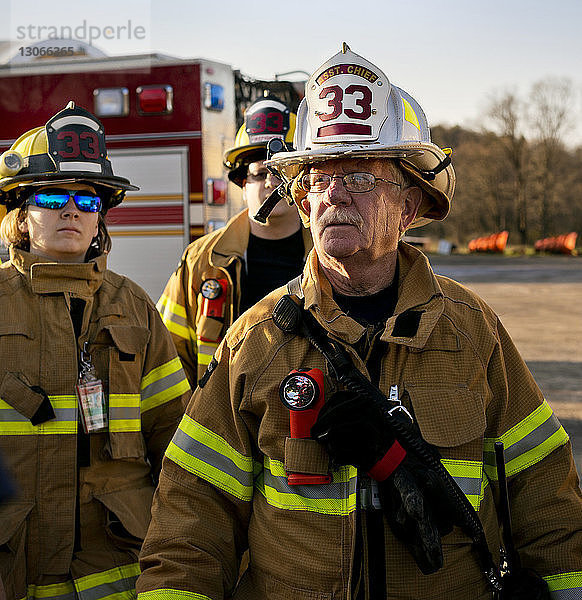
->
[486,91,529,244]
[529,78,575,237]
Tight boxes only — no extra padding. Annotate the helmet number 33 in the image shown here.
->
[317,84,374,137]
[56,131,100,160]
[319,84,372,121]
[248,111,285,135]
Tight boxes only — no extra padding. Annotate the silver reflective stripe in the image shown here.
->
[257,459,357,515]
[263,467,354,501]
[506,412,563,462]
[109,406,140,421]
[549,589,582,600]
[487,413,563,467]
[450,474,482,498]
[164,310,188,330]
[172,427,253,489]
[60,162,102,173]
[141,368,186,403]
[197,342,217,357]
[0,406,75,422]
[77,574,138,600]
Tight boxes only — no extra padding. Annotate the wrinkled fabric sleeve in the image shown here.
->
[157,250,199,388]
[137,339,253,599]
[484,319,582,596]
[141,301,192,477]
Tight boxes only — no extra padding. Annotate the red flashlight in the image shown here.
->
[279,368,331,485]
[200,278,227,319]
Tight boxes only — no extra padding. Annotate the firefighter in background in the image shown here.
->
[157,95,312,387]
[137,45,582,599]
[0,103,190,600]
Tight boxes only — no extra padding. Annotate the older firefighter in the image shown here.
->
[0,103,190,600]
[157,95,312,387]
[137,46,582,599]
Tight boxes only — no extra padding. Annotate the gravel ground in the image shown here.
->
[428,253,582,476]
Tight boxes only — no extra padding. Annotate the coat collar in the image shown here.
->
[10,247,107,297]
[301,242,444,349]
[208,210,250,269]
[209,209,313,269]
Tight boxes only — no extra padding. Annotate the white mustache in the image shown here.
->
[319,208,364,232]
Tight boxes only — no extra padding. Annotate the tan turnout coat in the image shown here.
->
[0,248,190,600]
[138,243,582,600]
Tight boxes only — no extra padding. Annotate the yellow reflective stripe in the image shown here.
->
[543,571,582,596]
[157,296,195,341]
[165,415,254,501]
[109,394,141,432]
[141,356,182,389]
[141,357,190,413]
[197,340,218,366]
[27,581,75,599]
[484,400,569,479]
[0,395,77,435]
[256,457,357,516]
[139,590,211,600]
[75,562,140,599]
[25,563,140,600]
[441,458,483,510]
[402,97,420,130]
[157,295,187,319]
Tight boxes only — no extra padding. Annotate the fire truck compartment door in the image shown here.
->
[106,147,196,302]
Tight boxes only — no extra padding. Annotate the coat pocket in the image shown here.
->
[240,567,332,600]
[100,325,150,459]
[0,372,53,423]
[0,323,36,383]
[94,485,154,551]
[265,571,332,600]
[406,382,487,514]
[284,437,329,476]
[405,383,486,448]
[0,501,35,596]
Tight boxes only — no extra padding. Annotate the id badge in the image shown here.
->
[76,342,107,434]
[76,378,107,433]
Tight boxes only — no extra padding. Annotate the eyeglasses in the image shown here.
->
[26,189,102,213]
[301,172,402,194]
[246,169,281,184]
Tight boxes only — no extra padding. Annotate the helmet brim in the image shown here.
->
[225,147,268,188]
[0,173,138,212]
[223,143,267,171]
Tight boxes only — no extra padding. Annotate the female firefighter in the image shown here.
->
[0,102,190,600]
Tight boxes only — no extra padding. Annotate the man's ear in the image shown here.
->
[300,197,311,216]
[400,187,422,233]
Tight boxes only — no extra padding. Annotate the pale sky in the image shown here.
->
[3,0,581,140]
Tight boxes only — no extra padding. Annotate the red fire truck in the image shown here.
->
[0,40,303,299]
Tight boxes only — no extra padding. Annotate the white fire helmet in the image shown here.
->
[267,43,455,227]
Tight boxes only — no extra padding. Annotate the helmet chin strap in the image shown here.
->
[252,186,285,223]
[252,138,294,223]
[402,152,452,182]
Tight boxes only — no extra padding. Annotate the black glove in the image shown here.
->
[378,452,460,574]
[501,569,551,599]
[310,390,403,474]
[311,390,461,575]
